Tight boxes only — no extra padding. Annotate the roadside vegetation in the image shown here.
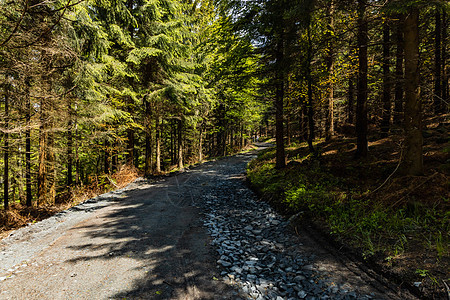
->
[0,0,448,297]
[248,122,449,299]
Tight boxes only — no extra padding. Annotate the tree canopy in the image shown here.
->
[0,0,448,207]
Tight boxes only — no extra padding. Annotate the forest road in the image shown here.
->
[0,143,416,300]
[0,150,254,300]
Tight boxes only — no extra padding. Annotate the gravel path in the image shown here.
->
[0,144,416,299]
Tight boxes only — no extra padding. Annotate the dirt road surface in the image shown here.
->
[0,165,238,299]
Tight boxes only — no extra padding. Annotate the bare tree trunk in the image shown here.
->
[155,117,161,173]
[177,119,184,170]
[300,100,307,141]
[275,38,286,169]
[402,8,423,175]
[38,98,47,205]
[111,141,118,173]
[348,75,355,124]
[170,121,175,164]
[199,126,203,162]
[126,128,134,166]
[104,139,109,174]
[443,9,448,109]
[307,26,315,154]
[286,115,291,146]
[434,9,442,113]
[67,97,73,186]
[47,123,55,204]
[25,79,32,207]
[75,113,80,185]
[325,0,335,141]
[381,21,392,137]
[355,0,368,158]
[144,97,152,177]
[394,15,405,125]
[4,90,9,210]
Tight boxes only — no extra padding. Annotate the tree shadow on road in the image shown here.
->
[64,167,236,300]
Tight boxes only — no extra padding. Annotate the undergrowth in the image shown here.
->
[247,146,449,262]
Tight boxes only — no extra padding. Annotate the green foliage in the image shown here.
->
[248,146,449,261]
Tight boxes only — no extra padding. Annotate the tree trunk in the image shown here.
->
[355,0,368,158]
[300,100,308,141]
[275,38,286,169]
[67,97,73,186]
[348,75,355,124]
[381,21,391,137]
[434,9,442,113]
[25,79,32,207]
[177,119,184,170]
[144,97,152,177]
[4,91,9,210]
[104,139,109,174]
[402,8,423,175]
[199,126,203,162]
[111,141,118,173]
[171,121,176,164]
[75,113,80,185]
[38,94,55,205]
[126,124,134,166]
[47,124,56,204]
[37,98,47,205]
[443,9,448,108]
[393,15,405,125]
[155,117,161,173]
[286,115,291,146]
[240,125,244,149]
[307,26,315,154]
[325,0,335,141]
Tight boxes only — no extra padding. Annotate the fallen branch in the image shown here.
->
[390,172,439,208]
[105,175,119,189]
[442,279,450,300]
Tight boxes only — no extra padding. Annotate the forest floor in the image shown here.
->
[247,116,449,299]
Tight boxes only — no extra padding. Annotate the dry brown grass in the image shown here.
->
[0,165,141,240]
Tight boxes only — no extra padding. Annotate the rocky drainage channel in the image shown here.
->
[194,153,402,300]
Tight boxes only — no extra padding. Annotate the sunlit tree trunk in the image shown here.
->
[144,98,152,177]
[47,121,56,204]
[75,113,80,185]
[355,0,368,158]
[3,90,9,210]
[402,8,423,175]
[177,119,184,170]
[155,116,161,173]
[126,128,134,166]
[67,96,73,186]
[325,0,335,141]
[199,126,203,162]
[306,26,315,154]
[37,97,47,205]
[25,78,32,207]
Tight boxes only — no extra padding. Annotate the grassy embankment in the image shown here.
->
[248,124,449,299]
